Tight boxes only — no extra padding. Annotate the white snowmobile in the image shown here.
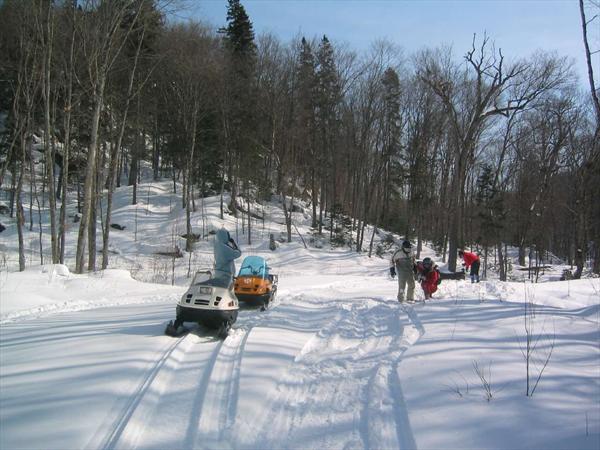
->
[165,270,239,339]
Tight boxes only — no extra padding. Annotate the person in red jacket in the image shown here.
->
[416,257,440,300]
[458,250,480,283]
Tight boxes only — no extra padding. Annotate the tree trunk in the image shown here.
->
[448,142,470,272]
[318,178,325,234]
[88,140,103,272]
[130,150,138,205]
[518,245,526,266]
[219,170,225,220]
[497,242,506,281]
[368,185,382,257]
[16,135,27,271]
[185,105,199,253]
[281,192,292,243]
[311,169,317,228]
[76,76,106,273]
[59,98,71,263]
[102,109,132,269]
[42,4,58,263]
[247,190,252,245]
[153,108,160,180]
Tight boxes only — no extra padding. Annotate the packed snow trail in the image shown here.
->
[0,303,183,450]
[104,333,224,449]
[105,320,253,449]
[236,297,425,450]
[90,294,333,450]
[91,300,264,449]
[0,289,427,450]
[97,332,216,450]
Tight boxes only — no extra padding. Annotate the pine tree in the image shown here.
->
[476,164,506,279]
[220,0,256,60]
[219,0,257,240]
[315,35,340,234]
[476,164,504,239]
[297,37,318,227]
[380,67,402,228]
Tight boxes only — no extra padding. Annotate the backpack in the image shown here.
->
[435,268,442,285]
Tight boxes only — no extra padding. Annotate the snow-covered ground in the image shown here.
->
[1,179,599,450]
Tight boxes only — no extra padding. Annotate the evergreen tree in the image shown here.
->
[381,67,401,154]
[316,36,340,128]
[315,35,340,234]
[476,163,507,278]
[220,0,256,60]
[380,67,402,228]
[476,164,505,240]
[296,37,318,226]
[219,0,257,221]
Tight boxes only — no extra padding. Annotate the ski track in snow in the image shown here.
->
[95,331,194,450]
[5,286,430,450]
[241,298,426,450]
[89,294,428,450]
[94,302,276,450]
[192,326,249,448]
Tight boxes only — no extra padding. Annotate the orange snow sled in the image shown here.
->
[234,256,278,308]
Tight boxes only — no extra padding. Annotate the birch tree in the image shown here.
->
[75,0,141,273]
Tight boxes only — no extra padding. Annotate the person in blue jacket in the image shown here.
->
[213,227,242,286]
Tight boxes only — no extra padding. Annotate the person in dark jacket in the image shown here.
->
[416,257,440,300]
[458,250,480,283]
[390,240,416,302]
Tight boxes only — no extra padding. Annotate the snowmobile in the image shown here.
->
[234,255,278,309]
[165,270,239,339]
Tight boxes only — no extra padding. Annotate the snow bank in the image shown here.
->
[0,265,182,323]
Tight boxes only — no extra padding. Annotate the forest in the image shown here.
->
[0,0,598,278]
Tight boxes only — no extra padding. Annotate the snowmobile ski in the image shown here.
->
[216,318,235,340]
[164,320,190,338]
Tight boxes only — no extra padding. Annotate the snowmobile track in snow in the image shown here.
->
[188,327,250,448]
[245,299,426,450]
[99,331,193,450]
[97,307,273,450]
[362,304,423,450]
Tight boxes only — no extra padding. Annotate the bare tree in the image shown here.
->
[8,2,42,271]
[58,1,78,264]
[75,0,140,273]
[102,0,160,269]
[579,0,600,137]
[418,36,570,270]
[578,0,600,274]
[32,0,60,263]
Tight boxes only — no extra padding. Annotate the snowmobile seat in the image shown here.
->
[200,277,232,289]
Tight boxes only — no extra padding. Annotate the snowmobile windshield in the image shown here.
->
[192,271,212,285]
[237,256,268,278]
[201,276,232,288]
[190,270,231,288]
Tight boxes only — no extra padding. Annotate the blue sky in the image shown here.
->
[180,0,597,87]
